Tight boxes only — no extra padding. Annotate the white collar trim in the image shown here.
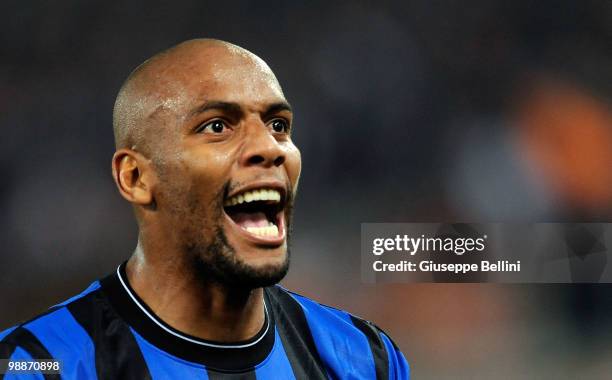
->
[116,265,270,349]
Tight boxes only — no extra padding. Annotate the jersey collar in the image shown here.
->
[100,262,276,371]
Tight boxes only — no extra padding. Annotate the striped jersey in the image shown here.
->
[1,263,409,379]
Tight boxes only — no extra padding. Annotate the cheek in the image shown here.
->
[178,146,235,187]
[284,144,302,188]
[153,147,234,215]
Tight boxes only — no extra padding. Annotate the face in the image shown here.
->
[144,45,301,288]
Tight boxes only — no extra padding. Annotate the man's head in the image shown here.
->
[111,39,301,289]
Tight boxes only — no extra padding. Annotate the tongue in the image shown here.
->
[231,212,270,228]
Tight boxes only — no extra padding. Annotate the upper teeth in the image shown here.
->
[225,188,281,206]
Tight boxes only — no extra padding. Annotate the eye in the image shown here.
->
[270,119,289,133]
[196,120,229,134]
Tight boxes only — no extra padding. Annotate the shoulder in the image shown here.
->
[266,284,374,334]
[266,284,391,338]
[266,285,410,379]
[0,281,102,377]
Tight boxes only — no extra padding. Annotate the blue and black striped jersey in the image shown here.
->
[1,263,410,379]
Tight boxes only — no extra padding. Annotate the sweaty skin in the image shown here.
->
[111,39,301,342]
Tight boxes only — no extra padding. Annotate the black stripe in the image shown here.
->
[264,287,328,379]
[350,316,389,380]
[67,290,152,380]
[375,325,401,351]
[0,338,18,359]
[0,331,20,380]
[0,327,60,380]
[206,369,258,379]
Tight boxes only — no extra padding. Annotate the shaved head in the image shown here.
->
[112,39,282,156]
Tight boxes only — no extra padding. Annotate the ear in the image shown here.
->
[112,149,156,206]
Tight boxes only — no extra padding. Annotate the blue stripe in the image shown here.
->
[4,347,45,380]
[130,328,208,379]
[289,293,376,379]
[380,333,410,380]
[23,307,97,380]
[254,329,295,380]
[52,281,100,308]
[0,326,17,340]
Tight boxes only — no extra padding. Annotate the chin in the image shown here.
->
[191,232,290,289]
[237,247,288,270]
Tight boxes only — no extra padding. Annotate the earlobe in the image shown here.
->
[112,149,155,206]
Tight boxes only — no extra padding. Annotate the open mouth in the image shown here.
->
[223,187,286,243]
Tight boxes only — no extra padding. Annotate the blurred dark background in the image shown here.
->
[1,1,611,378]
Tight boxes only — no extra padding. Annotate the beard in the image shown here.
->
[190,226,291,289]
[163,179,294,290]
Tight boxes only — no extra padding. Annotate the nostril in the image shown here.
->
[248,155,265,165]
[273,156,285,166]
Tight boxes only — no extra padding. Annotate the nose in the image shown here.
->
[239,123,286,168]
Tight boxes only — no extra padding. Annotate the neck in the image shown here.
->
[125,241,266,343]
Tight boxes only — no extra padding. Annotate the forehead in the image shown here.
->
[149,45,286,114]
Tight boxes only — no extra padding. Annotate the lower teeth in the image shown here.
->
[245,224,279,237]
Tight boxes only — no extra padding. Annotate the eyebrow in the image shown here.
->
[188,101,244,119]
[187,100,293,120]
[262,102,293,119]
